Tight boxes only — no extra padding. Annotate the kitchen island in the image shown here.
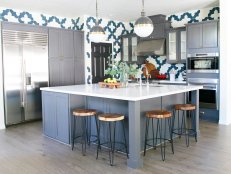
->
[41,84,202,169]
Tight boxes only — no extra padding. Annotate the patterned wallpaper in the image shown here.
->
[0,6,220,82]
[0,8,84,30]
[83,15,133,83]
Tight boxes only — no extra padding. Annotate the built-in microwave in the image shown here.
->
[187,53,219,73]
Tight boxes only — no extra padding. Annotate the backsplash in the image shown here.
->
[0,6,220,82]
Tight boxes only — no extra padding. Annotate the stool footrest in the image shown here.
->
[172,128,197,136]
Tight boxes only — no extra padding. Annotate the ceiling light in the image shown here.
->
[134,0,154,37]
[89,0,106,42]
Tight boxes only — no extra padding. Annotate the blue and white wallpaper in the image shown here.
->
[0,6,220,82]
[83,15,133,83]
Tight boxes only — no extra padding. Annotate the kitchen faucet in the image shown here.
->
[144,65,150,85]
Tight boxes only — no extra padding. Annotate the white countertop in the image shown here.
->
[41,84,202,101]
[151,80,187,84]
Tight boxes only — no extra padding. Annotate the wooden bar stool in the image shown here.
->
[144,110,174,161]
[172,104,197,147]
[96,113,128,166]
[72,109,98,156]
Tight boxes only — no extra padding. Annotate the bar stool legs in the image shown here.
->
[172,104,197,147]
[96,114,128,166]
[72,116,97,155]
[72,109,98,156]
[144,110,174,161]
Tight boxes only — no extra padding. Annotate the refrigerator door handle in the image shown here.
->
[21,59,27,108]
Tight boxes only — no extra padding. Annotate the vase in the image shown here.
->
[120,72,128,88]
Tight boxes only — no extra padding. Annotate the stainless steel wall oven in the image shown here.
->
[187,53,219,73]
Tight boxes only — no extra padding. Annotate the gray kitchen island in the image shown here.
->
[41,83,202,169]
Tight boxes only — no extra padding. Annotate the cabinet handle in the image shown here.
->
[94,57,96,77]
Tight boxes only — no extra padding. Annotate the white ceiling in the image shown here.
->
[0,0,219,22]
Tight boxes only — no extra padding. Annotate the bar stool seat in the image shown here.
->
[98,114,124,122]
[172,104,197,147]
[72,108,98,156]
[73,109,97,116]
[97,113,128,166]
[144,109,174,161]
[146,110,172,118]
[175,104,196,111]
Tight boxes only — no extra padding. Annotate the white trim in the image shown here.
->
[0,24,6,129]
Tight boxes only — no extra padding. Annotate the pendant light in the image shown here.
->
[89,0,106,42]
[134,0,154,37]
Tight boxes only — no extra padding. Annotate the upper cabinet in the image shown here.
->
[167,27,186,63]
[121,34,138,63]
[48,28,85,86]
[49,29,74,59]
[186,21,219,53]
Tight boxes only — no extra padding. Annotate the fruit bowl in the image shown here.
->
[98,82,121,89]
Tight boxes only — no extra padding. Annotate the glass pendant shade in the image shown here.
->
[89,0,106,43]
[134,0,154,37]
[89,24,106,43]
[134,16,153,37]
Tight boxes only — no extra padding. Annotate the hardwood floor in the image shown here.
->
[0,120,231,174]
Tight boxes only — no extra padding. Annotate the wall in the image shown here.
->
[0,24,5,129]
[0,6,220,82]
[219,0,231,125]
[0,8,84,29]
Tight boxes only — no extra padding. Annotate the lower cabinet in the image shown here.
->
[42,91,70,144]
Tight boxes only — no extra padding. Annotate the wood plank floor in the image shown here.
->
[0,120,231,174]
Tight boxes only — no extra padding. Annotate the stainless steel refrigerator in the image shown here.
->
[2,29,48,126]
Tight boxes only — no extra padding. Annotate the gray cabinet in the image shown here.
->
[202,22,218,48]
[42,91,70,144]
[167,27,186,63]
[48,28,85,86]
[187,24,202,49]
[121,34,138,63]
[49,29,74,59]
[187,21,219,53]
[74,31,84,58]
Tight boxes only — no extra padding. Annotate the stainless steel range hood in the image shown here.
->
[137,39,166,56]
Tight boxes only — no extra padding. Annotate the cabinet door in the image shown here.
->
[61,30,74,59]
[122,37,129,61]
[74,59,85,84]
[56,93,69,144]
[187,24,202,49]
[60,58,75,86]
[180,30,186,61]
[203,22,218,48]
[42,91,57,139]
[167,31,177,62]
[131,37,137,61]
[49,58,60,86]
[74,31,84,58]
[49,29,60,58]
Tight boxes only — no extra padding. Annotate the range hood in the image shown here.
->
[137,39,166,56]
[136,14,171,56]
